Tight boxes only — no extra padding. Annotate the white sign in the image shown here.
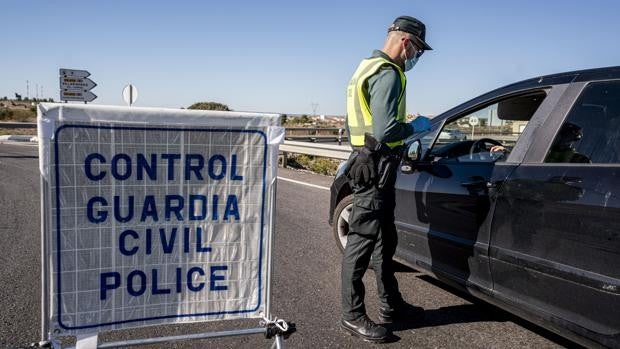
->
[468,116,479,126]
[122,84,138,106]
[59,68,97,102]
[60,90,97,102]
[37,104,283,335]
[59,68,90,78]
[60,76,97,91]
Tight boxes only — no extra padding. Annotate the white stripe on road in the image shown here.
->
[277,176,330,191]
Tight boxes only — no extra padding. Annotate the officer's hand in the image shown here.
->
[350,151,376,187]
[410,116,432,132]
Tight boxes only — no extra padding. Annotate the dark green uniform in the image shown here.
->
[341,50,414,320]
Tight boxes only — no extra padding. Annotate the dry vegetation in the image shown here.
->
[0,99,37,135]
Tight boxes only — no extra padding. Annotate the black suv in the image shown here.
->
[329,67,620,348]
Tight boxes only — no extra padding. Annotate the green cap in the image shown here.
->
[388,16,432,50]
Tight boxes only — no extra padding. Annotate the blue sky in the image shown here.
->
[2,0,619,116]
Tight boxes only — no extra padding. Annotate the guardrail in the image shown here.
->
[0,122,352,161]
[0,122,37,129]
[280,141,351,161]
[284,135,349,143]
[285,127,348,144]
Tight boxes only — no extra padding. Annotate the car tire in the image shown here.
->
[332,194,353,252]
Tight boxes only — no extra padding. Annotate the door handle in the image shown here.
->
[461,176,496,190]
[461,179,487,187]
[549,176,583,186]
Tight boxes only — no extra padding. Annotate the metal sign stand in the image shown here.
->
[36,145,294,349]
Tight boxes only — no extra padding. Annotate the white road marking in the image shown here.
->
[277,176,330,191]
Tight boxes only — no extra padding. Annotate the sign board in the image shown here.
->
[60,76,97,91]
[122,84,138,106]
[59,68,97,103]
[37,103,283,336]
[59,69,90,78]
[468,116,479,127]
[60,90,97,102]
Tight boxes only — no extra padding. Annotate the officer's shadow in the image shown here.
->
[384,302,506,334]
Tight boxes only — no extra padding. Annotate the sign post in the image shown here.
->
[469,116,479,139]
[59,69,97,103]
[37,103,292,347]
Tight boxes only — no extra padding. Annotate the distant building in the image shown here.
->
[512,121,528,134]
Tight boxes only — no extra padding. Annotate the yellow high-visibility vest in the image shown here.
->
[346,56,407,148]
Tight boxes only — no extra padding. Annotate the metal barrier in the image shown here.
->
[284,127,348,145]
[1,123,353,161]
[0,121,37,128]
[280,141,351,161]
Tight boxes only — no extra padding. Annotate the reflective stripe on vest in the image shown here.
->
[346,57,407,148]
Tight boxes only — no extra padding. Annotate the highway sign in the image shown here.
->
[122,84,138,106]
[60,76,97,91]
[59,68,90,78]
[60,90,97,102]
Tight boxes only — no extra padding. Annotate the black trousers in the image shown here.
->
[341,177,402,321]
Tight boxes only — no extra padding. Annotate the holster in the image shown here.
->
[376,154,400,189]
[363,133,403,189]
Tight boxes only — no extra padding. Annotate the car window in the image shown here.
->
[413,122,442,157]
[545,80,620,164]
[428,91,547,163]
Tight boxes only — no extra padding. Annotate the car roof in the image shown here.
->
[431,66,620,123]
[503,65,620,89]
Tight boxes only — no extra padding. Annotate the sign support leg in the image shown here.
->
[40,175,50,342]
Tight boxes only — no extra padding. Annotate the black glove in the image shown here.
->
[349,150,376,187]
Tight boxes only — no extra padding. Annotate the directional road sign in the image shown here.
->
[60,90,97,102]
[59,68,90,78]
[59,68,97,102]
[60,76,97,91]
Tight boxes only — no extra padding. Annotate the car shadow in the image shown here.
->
[383,274,584,348]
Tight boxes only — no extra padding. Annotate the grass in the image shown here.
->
[0,128,36,136]
[285,153,340,176]
[0,107,36,122]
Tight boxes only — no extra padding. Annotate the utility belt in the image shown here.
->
[346,133,403,189]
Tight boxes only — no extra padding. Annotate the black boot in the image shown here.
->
[379,302,425,323]
[341,314,388,342]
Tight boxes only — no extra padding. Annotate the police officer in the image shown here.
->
[341,16,433,342]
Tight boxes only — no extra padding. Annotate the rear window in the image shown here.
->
[545,80,620,164]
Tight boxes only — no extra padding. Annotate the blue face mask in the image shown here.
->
[404,55,419,72]
[403,41,421,72]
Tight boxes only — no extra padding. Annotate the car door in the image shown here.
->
[394,89,548,291]
[395,158,511,287]
[489,81,620,346]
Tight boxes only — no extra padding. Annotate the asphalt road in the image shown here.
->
[0,142,577,349]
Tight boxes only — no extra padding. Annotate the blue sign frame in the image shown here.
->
[53,125,268,330]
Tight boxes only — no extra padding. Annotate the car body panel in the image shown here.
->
[329,66,620,348]
[394,161,520,292]
[491,164,620,347]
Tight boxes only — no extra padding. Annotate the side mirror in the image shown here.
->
[407,140,422,161]
[401,140,422,174]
